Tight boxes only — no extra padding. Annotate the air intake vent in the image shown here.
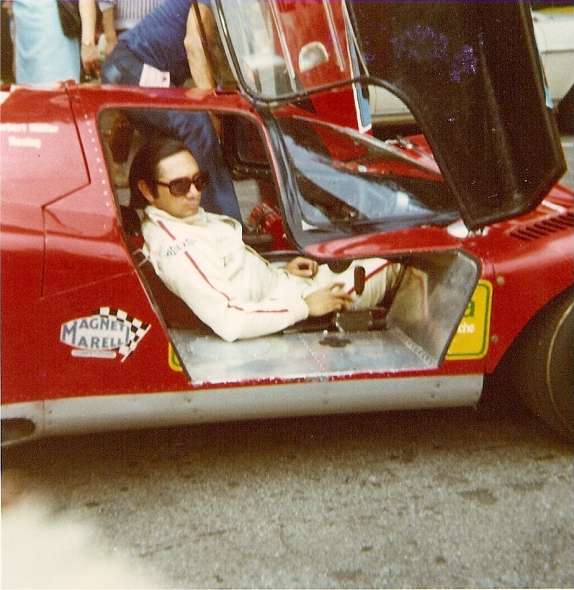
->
[509,211,574,242]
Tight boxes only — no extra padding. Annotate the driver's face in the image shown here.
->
[152,150,203,218]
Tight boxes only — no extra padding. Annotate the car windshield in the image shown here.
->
[216,0,354,99]
[275,116,459,231]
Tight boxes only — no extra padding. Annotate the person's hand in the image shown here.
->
[286,257,318,278]
[81,42,100,79]
[304,283,353,317]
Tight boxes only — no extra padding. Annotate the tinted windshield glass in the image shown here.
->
[276,117,458,231]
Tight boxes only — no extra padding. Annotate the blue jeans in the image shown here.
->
[102,42,241,221]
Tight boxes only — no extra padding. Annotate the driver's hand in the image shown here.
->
[285,257,318,278]
[304,283,353,317]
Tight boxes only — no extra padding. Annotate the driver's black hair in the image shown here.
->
[129,135,190,209]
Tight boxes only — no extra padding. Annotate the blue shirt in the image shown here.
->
[124,0,209,85]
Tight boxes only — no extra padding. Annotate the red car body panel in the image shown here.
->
[1,83,573,423]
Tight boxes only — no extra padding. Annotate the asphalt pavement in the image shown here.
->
[3,402,574,588]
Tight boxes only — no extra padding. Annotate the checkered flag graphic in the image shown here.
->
[98,307,151,362]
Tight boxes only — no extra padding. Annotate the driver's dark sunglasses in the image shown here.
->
[156,171,210,197]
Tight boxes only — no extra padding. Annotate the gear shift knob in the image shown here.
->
[354,265,366,295]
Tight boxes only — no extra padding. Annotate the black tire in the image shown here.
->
[506,287,574,441]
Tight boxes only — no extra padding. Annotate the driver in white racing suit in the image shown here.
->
[131,137,402,342]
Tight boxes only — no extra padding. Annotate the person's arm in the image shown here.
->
[184,2,217,90]
[79,0,100,77]
[99,2,117,57]
[155,245,309,342]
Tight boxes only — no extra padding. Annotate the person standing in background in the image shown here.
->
[100,0,242,222]
[11,0,81,84]
[7,0,100,84]
[98,0,163,57]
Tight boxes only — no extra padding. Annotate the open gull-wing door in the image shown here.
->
[211,0,565,230]
[348,0,565,228]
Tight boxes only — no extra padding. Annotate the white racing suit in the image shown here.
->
[142,206,400,342]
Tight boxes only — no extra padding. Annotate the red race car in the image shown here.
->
[1,1,572,444]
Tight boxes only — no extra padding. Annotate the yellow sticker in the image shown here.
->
[168,343,183,372]
[446,280,492,360]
